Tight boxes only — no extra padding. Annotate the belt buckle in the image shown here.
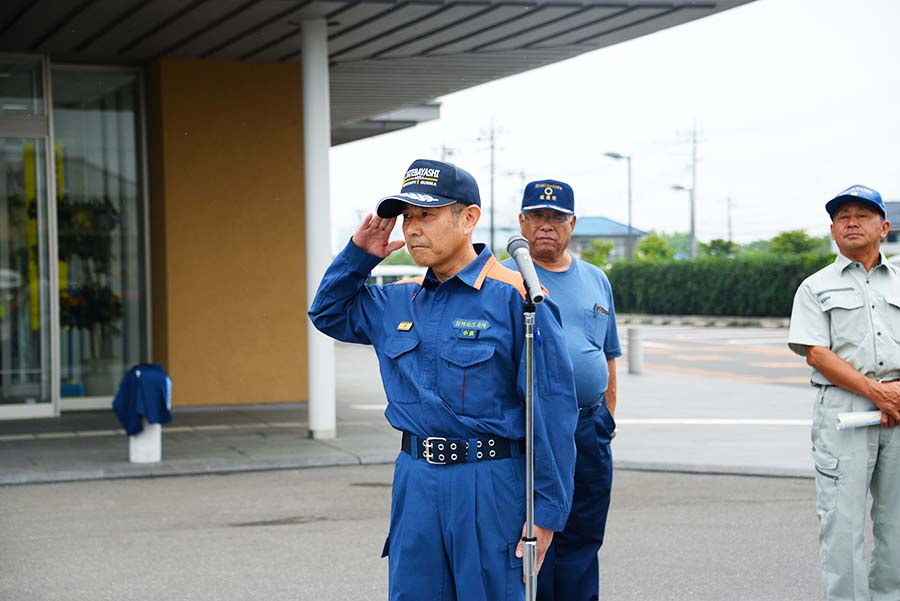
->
[422,436,447,465]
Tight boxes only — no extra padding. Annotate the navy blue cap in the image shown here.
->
[825,184,886,218]
[520,179,574,215]
[376,159,481,218]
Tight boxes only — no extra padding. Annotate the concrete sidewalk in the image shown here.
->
[0,405,402,485]
[0,342,817,486]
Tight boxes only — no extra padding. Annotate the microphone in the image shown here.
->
[506,235,545,304]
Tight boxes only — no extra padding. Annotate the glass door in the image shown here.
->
[52,66,147,407]
[0,56,57,418]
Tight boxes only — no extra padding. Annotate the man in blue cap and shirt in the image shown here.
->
[504,179,621,601]
[789,184,900,601]
[309,159,578,600]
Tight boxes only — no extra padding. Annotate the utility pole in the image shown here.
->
[689,124,697,260]
[477,121,501,251]
[726,196,733,242]
[438,144,455,162]
[488,120,496,252]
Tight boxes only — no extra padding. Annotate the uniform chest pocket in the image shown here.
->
[885,295,900,343]
[381,334,421,404]
[438,343,498,417]
[584,308,610,348]
[818,290,864,344]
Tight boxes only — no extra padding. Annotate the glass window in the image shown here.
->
[51,69,146,397]
[0,58,44,116]
[0,137,52,405]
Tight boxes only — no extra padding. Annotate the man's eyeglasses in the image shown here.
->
[523,211,572,224]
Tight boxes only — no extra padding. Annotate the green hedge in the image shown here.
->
[607,254,835,317]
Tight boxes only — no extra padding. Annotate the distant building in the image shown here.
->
[570,217,648,262]
[885,201,900,256]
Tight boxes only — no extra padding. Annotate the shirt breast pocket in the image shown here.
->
[584,308,610,348]
[439,343,498,417]
[818,291,864,344]
[382,334,421,404]
[885,294,900,344]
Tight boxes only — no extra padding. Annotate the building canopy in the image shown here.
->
[1,0,753,144]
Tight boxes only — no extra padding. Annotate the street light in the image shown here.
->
[672,184,696,259]
[604,152,633,260]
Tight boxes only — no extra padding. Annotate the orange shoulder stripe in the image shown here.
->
[479,258,527,299]
[392,277,425,286]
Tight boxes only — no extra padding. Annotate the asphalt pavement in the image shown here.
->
[0,465,823,601]
[0,324,836,600]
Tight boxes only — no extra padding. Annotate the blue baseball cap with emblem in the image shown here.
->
[520,179,575,215]
[825,184,886,218]
[376,159,481,218]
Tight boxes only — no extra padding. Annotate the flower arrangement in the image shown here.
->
[54,196,123,359]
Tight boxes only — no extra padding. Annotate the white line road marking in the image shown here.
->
[640,341,678,349]
[725,338,788,345]
[616,418,811,426]
[348,404,388,411]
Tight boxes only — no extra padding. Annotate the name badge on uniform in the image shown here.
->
[452,318,490,340]
[396,321,414,331]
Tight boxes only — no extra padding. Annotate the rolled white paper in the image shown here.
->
[836,411,882,431]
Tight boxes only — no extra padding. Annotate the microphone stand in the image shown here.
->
[523,299,537,601]
[507,234,544,600]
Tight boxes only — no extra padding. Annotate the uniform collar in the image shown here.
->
[834,253,854,273]
[834,251,890,273]
[423,244,493,290]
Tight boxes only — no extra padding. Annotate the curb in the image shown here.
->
[618,314,789,329]
[614,460,812,480]
[2,455,811,486]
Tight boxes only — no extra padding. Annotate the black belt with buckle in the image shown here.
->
[401,432,524,465]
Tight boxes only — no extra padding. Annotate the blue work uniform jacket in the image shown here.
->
[112,363,173,436]
[309,241,578,532]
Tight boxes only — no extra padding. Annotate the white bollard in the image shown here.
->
[627,327,644,375]
[129,418,162,463]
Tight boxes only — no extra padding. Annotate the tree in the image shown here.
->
[741,239,771,254]
[635,233,675,261]
[381,248,417,266]
[580,240,614,267]
[659,231,690,257]
[769,230,829,255]
[699,238,739,258]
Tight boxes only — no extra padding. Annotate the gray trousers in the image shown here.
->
[812,386,900,601]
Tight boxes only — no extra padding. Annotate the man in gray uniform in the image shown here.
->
[788,184,900,601]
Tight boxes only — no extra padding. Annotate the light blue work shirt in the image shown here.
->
[309,240,578,531]
[503,256,622,408]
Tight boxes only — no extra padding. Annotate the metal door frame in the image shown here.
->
[51,62,150,412]
[0,53,59,419]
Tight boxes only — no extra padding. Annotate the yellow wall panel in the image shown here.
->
[147,59,307,406]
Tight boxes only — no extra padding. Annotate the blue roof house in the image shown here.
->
[571,217,648,262]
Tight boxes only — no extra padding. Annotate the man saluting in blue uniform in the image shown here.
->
[309,159,578,600]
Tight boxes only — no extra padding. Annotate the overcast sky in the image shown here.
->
[329,0,900,251]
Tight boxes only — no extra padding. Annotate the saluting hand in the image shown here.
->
[351,213,406,258]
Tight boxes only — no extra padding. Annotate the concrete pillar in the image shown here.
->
[302,19,336,439]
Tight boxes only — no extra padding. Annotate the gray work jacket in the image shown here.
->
[788,252,900,386]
